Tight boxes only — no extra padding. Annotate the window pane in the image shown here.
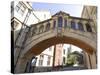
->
[71,21,76,30]
[58,17,63,27]
[39,25,44,33]
[46,22,50,31]
[15,2,26,16]
[31,26,37,36]
[15,2,21,12]
[86,23,92,32]
[78,22,84,31]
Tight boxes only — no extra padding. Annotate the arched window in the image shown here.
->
[86,23,92,32]
[46,22,50,31]
[64,19,67,28]
[53,20,56,29]
[39,25,44,33]
[78,22,84,31]
[58,16,63,27]
[31,26,37,36]
[71,21,76,30]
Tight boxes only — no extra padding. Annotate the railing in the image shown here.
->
[24,26,96,50]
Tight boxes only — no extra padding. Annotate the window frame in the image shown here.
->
[86,23,92,32]
[39,25,44,33]
[15,2,26,16]
[45,22,50,31]
[71,21,76,30]
[78,22,84,31]
[58,16,63,28]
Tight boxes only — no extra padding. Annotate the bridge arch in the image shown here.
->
[23,31,96,58]
[14,29,96,73]
[14,11,97,73]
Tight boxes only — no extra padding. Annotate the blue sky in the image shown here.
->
[32,2,83,17]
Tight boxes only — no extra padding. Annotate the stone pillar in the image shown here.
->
[67,18,70,28]
[14,47,20,66]
[62,16,65,34]
[52,45,56,67]
[82,51,87,67]
[89,52,97,69]
[51,19,54,29]
[44,23,47,32]
[55,17,58,28]
[90,22,96,33]
[14,57,30,73]
[84,52,91,69]
[83,22,87,32]
[62,16,64,28]
[68,19,71,30]
[49,21,52,30]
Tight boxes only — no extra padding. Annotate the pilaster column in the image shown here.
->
[68,19,72,29]
[14,57,28,73]
[62,16,64,28]
[84,52,91,69]
[83,21,87,32]
[90,22,96,33]
[89,52,97,69]
[14,56,32,73]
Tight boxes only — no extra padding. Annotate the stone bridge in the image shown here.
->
[14,11,97,73]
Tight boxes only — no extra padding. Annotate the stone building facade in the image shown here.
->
[81,5,97,69]
[81,5,97,31]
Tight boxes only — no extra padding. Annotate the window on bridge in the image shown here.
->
[78,22,84,31]
[71,21,76,30]
[45,22,50,31]
[31,26,37,36]
[53,20,56,29]
[39,25,44,33]
[58,16,63,28]
[64,19,67,28]
[86,23,92,32]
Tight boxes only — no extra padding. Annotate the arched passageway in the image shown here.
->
[14,34,97,73]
